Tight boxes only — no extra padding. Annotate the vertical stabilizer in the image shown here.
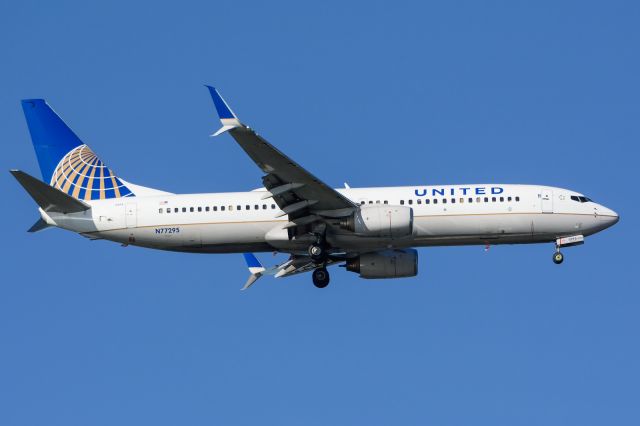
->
[21,99,134,200]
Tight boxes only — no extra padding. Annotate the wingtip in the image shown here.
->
[243,253,263,268]
[205,85,237,120]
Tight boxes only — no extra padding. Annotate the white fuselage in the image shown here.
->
[43,184,619,254]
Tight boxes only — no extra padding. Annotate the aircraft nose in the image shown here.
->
[599,205,619,227]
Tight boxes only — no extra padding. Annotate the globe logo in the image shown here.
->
[50,144,133,200]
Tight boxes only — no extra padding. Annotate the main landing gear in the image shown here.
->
[308,243,327,264]
[309,229,331,288]
[312,267,330,288]
[308,231,329,264]
[309,233,330,288]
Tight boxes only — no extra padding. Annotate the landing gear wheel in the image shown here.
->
[312,267,330,288]
[553,251,564,264]
[308,244,327,264]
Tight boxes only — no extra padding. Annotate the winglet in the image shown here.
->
[241,253,266,290]
[205,85,242,136]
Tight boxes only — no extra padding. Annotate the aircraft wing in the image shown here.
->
[206,86,357,231]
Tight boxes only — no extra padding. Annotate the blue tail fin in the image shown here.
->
[21,99,133,200]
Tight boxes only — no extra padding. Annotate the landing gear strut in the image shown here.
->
[308,244,327,264]
[308,231,328,264]
[312,267,330,288]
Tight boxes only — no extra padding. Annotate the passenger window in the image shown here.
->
[182,207,186,213]
[262,204,267,209]
[369,201,373,204]
[376,200,380,204]
[408,200,413,205]
[400,200,405,205]
[205,206,210,212]
[515,196,520,202]
[246,205,250,210]
[476,197,481,203]
[271,204,276,209]
[442,199,447,204]
[384,201,388,204]
[433,199,437,204]
[425,199,430,204]
[491,197,496,202]
[468,198,473,203]
[166,208,171,214]
[174,208,178,213]
[484,197,488,202]
[361,201,366,205]
[417,199,422,205]
[229,206,233,211]
[500,197,504,202]
[198,207,202,212]
[213,206,218,211]
[237,205,242,210]
[221,206,225,211]
[451,198,456,203]
[507,197,512,202]
[159,208,163,213]
[459,198,464,203]
[255,205,259,210]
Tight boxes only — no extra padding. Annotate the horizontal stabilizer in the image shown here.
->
[10,169,90,213]
[28,217,52,233]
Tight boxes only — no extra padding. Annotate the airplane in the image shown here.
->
[11,86,619,289]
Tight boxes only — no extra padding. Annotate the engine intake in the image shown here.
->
[340,205,413,238]
[346,249,418,279]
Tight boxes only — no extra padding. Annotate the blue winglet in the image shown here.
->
[205,85,236,119]
[243,253,263,269]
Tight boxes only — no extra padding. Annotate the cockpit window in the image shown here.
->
[571,195,592,203]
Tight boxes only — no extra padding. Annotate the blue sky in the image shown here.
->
[1,1,638,425]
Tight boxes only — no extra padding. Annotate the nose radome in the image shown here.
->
[601,205,619,225]
[611,209,620,225]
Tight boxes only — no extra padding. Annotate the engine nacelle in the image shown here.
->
[340,205,413,238]
[346,249,418,279]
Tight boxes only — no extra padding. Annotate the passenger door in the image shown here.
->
[541,189,553,213]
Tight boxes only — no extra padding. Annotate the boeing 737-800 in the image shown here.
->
[11,86,619,289]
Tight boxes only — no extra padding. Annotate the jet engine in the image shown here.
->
[339,205,413,238]
[345,249,418,279]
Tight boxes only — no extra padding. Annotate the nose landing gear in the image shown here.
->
[552,235,584,264]
[553,251,564,264]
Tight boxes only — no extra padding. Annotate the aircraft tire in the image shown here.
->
[553,252,564,264]
[312,267,330,288]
